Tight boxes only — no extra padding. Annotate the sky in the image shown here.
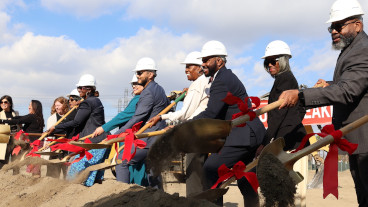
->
[0,0,367,124]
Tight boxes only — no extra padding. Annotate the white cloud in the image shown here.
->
[0,27,207,115]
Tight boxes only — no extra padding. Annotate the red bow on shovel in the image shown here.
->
[26,140,42,157]
[292,124,358,199]
[121,122,147,162]
[211,161,259,193]
[222,92,260,127]
[51,139,93,164]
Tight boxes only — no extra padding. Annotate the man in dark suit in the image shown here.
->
[115,57,170,187]
[192,40,266,206]
[279,0,368,205]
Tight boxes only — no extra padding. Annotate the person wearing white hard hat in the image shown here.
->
[192,40,266,206]
[148,51,209,124]
[93,75,144,138]
[49,74,109,186]
[92,75,148,185]
[114,57,170,187]
[256,40,306,156]
[279,0,368,204]
[147,51,210,195]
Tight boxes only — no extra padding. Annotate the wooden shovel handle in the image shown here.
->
[102,129,168,145]
[291,114,368,163]
[135,92,186,134]
[218,158,259,189]
[231,99,284,127]
[37,100,84,141]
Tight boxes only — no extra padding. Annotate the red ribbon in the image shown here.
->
[106,133,128,159]
[50,142,93,163]
[14,130,28,140]
[121,121,147,162]
[211,161,259,193]
[12,146,22,155]
[292,124,358,199]
[26,140,42,157]
[222,92,260,127]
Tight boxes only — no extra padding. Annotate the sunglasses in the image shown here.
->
[265,57,280,66]
[69,98,77,102]
[77,86,89,90]
[136,70,153,76]
[131,82,139,87]
[328,20,358,33]
[1,101,9,104]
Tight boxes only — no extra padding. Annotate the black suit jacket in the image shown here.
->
[55,94,107,143]
[303,31,368,154]
[194,66,266,147]
[263,71,306,150]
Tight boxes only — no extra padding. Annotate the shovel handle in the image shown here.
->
[231,99,283,127]
[291,114,368,164]
[218,158,259,189]
[37,100,83,141]
[135,91,186,134]
[102,129,168,145]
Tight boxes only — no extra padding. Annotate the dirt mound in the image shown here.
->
[0,170,216,207]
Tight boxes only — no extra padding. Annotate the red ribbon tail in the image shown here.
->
[323,144,339,199]
[12,146,22,155]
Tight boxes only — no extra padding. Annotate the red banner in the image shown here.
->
[257,100,333,127]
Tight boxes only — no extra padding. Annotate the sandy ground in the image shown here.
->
[164,170,358,207]
[0,164,358,207]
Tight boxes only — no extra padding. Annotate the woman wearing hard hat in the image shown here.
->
[49,74,109,186]
[256,40,307,156]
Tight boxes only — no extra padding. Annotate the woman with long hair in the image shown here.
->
[45,96,70,178]
[1,100,44,176]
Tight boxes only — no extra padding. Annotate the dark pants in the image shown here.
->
[115,147,162,189]
[349,153,368,207]
[203,145,259,206]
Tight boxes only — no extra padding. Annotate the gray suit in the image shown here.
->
[302,31,368,206]
[303,31,368,154]
[115,80,169,185]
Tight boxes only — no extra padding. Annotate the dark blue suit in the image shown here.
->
[115,80,169,185]
[193,66,266,205]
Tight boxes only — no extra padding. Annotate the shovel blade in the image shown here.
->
[69,141,112,150]
[190,188,229,202]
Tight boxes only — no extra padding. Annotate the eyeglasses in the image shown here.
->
[202,56,216,64]
[77,86,88,90]
[69,98,76,102]
[136,71,147,76]
[1,101,9,104]
[328,20,358,33]
[265,58,280,66]
[131,82,139,87]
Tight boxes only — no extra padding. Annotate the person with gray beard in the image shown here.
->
[278,0,368,206]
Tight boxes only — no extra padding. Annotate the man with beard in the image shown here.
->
[278,0,368,206]
[192,40,266,206]
[114,57,170,188]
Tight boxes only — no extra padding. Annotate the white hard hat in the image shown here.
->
[76,74,96,87]
[262,40,292,59]
[199,40,227,58]
[181,51,202,65]
[132,57,157,72]
[130,75,138,83]
[67,89,80,97]
[327,0,364,23]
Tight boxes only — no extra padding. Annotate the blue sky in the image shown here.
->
[0,0,367,124]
